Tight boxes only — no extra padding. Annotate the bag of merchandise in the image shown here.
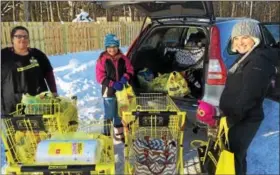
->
[166,71,190,97]
[150,72,190,97]
[21,92,55,114]
[137,68,155,90]
[116,83,136,117]
[21,92,78,132]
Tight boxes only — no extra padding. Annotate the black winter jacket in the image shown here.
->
[219,47,278,126]
[1,47,53,114]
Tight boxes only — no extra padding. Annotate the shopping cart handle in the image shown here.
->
[1,114,43,119]
[21,164,95,172]
[1,114,14,118]
[132,111,178,116]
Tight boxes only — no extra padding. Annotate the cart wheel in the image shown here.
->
[192,126,199,134]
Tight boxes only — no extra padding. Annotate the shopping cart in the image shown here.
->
[1,114,115,175]
[12,95,79,133]
[121,93,186,174]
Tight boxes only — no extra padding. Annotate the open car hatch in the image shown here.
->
[101,1,215,21]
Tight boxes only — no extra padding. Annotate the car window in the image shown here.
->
[141,32,162,48]
[163,28,183,44]
[260,24,278,46]
[262,24,280,43]
[140,27,184,49]
[184,27,199,45]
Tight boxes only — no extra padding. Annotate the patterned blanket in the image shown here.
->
[165,47,205,69]
[133,137,177,174]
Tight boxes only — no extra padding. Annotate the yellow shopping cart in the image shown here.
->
[121,93,186,174]
[1,114,115,175]
[13,95,79,133]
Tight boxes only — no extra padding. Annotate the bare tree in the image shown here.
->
[23,1,30,21]
[123,5,126,17]
[249,1,253,18]
[128,5,134,21]
[231,2,236,17]
[40,1,43,22]
[2,1,278,22]
[134,7,140,21]
[1,1,12,17]
[68,1,75,21]
[12,1,15,21]
[106,9,112,21]
[219,1,223,17]
[30,2,35,21]
[46,1,50,21]
[91,2,97,21]
[49,1,54,22]
[56,1,62,22]
[242,2,247,17]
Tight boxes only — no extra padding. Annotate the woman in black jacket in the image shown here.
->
[1,26,57,114]
[219,20,278,175]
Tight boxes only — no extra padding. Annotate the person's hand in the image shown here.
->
[120,76,128,84]
[113,82,123,91]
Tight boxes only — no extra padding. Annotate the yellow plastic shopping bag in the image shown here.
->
[166,71,190,97]
[200,117,235,175]
[116,83,135,117]
[216,149,235,174]
[215,117,235,175]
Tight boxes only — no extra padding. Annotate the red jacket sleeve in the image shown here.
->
[95,57,114,87]
[122,55,134,80]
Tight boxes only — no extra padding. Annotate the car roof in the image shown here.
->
[152,17,259,25]
[215,17,259,24]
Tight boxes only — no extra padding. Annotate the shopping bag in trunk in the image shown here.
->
[116,83,135,117]
[200,117,235,175]
[166,71,190,97]
[149,71,190,97]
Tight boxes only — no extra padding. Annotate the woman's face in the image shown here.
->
[12,29,29,50]
[106,46,118,56]
[232,35,255,54]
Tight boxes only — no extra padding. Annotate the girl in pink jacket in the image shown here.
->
[96,34,134,142]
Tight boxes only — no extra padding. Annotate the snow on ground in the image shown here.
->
[247,99,279,174]
[1,47,279,174]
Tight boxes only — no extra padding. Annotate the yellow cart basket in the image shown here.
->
[1,114,115,175]
[13,95,79,133]
[121,93,186,174]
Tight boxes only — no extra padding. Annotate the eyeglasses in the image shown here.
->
[13,35,29,39]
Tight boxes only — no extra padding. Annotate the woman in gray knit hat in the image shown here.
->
[219,20,278,175]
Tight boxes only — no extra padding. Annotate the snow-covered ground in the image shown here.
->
[1,47,279,174]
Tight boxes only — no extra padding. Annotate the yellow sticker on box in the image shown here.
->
[48,142,84,155]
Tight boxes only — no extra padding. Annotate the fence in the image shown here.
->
[1,22,144,55]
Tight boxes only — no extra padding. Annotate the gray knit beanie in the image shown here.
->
[231,20,261,52]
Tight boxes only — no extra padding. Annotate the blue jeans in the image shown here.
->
[103,97,123,135]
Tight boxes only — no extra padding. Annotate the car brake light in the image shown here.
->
[207,26,227,85]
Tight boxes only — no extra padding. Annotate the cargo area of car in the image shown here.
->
[129,24,210,116]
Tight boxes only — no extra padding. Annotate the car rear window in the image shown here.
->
[140,27,185,49]
[140,26,203,50]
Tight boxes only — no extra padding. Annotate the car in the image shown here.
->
[102,1,279,124]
